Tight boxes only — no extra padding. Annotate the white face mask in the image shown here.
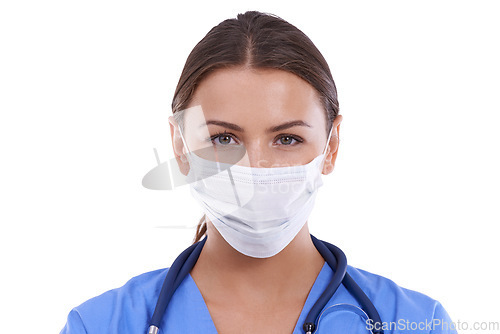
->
[181,128,332,258]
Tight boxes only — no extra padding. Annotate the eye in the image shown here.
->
[275,134,303,146]
[210,132,239,145]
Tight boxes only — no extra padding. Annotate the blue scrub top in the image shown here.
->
[60,262,457,334]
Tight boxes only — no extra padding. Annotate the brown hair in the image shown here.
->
[171,11,340,244]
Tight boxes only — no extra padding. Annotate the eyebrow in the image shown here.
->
[201,120,312,133]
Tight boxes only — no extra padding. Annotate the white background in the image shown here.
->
[1,0,499,333]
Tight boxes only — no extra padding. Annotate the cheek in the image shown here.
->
[269,143,324,166]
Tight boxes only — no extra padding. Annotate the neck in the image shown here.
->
[191,220,325,302]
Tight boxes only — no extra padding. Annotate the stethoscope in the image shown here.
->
[147,234,384,334]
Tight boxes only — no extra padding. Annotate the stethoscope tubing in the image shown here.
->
[309,236,384,334]
[149,238,207,329]
[303,235,347,333]
[148,235,383,334]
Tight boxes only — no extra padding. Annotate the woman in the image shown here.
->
[61,11,456,334]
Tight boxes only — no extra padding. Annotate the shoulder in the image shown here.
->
[60,268,169,334]
[347,265,439,311]
[344,265,456,333]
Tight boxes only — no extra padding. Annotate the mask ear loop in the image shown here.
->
[176,124,192,159]
[319,126,334,170]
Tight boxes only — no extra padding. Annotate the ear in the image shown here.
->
[169,116,190,176]
[322,115,343,175]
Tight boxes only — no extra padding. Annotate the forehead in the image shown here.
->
[185,67,326,129]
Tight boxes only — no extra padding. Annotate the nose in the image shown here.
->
[240,140,272,168]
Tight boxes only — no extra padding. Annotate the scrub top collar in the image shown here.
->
[161,261,343,333]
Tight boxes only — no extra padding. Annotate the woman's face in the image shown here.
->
[170,66,342,173]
